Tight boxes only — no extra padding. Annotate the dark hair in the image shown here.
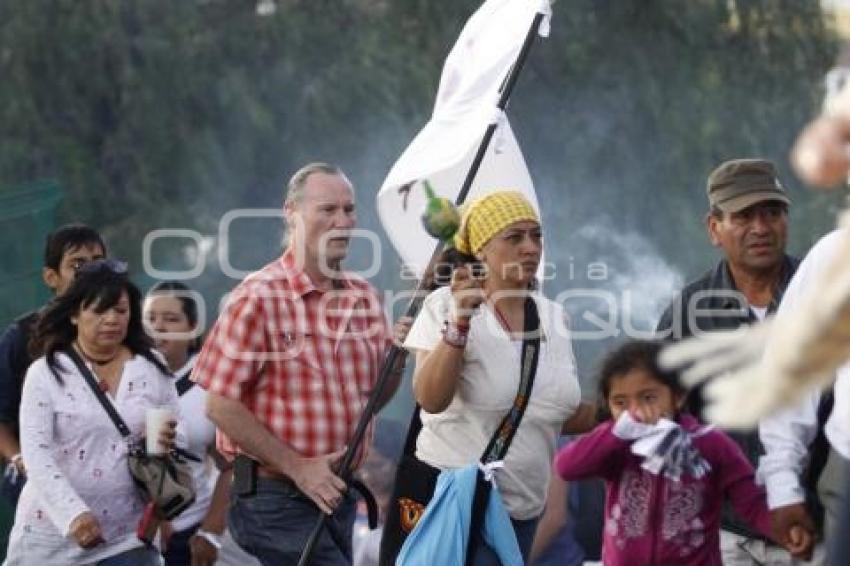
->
[146,280,203,354]
[419,247,481,292]
[709,201,789,219]
[596,340,687,420]
[418,246,538,293]
[43,223,106,270]
[30,261,168,382]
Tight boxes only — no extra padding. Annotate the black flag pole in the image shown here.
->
[297,10,547,566]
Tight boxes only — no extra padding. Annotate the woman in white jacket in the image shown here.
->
[5,260,176,565]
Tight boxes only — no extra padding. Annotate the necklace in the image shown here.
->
[74,342,120,366]
[73,343,118,394]
[490,301,514,334]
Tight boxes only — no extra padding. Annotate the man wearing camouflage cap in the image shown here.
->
[657,159,828,564]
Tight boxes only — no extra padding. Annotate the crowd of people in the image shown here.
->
[0,150,846,566]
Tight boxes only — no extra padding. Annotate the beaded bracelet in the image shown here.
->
[442,320,470,348]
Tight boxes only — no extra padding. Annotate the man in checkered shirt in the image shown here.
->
[192,162,407,565]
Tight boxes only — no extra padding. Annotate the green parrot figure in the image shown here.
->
[420,180,461,243]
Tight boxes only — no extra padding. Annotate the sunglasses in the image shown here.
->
[76,258,129,275]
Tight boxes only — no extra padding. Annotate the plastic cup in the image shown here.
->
[145,407,174,455]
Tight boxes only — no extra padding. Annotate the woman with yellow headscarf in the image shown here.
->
[396,190,597,565]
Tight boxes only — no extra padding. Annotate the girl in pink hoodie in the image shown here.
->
[554,341,790,565]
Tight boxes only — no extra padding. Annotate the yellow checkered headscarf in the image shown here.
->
[453,191,539,255]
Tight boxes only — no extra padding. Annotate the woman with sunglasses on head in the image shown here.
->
[4,260,178,565]
[144,281,257,566]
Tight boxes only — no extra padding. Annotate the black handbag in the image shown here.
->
[379,296,541,565]
[66,348,197,520]
[379,410,440,561]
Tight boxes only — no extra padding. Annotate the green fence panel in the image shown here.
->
[0,180,63,328]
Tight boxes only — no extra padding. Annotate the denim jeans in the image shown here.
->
[97,544,162,565]
[229,477,356,566]
[468,516,538,566]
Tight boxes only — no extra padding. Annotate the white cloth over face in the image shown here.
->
[404,287,581,519]
[612,412,712,481]
[8,353,180,564]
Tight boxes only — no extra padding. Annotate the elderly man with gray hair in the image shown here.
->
[192,163,407,565]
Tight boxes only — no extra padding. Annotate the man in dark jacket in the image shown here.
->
[0,224,106,505]
[656,159,824,564]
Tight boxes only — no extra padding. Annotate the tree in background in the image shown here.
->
[0,0,840,347]
[517,0,839,275]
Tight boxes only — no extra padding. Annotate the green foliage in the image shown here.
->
[513,0,839,276]
[0,0,840,304]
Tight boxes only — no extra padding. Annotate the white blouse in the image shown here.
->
[404,286,582,519]
[9,352,180,563]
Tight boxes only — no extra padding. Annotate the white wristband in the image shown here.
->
[195,529,222,550]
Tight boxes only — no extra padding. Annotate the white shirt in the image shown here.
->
[758,229,850,509]
[170,355,217,532]
[404,287,582,519]
[750,305,768,321]
[10,352,180,563]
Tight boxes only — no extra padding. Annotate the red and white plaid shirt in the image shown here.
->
[192,251,391,459]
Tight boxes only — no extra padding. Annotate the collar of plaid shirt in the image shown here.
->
[279,250,359,297]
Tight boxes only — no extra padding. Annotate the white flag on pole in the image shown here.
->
[377,0,553,277]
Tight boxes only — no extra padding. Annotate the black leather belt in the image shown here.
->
[232,454,379,530]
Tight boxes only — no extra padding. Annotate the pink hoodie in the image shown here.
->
[554,414,772,565]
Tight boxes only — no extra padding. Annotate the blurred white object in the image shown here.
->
[256,0,276,17]
[662,64,850,428]
[352,521,382,566]
[793,66,850,187]
[823,67,850,116]
[145,406,174,455]
[217,528,262,565]
[660,213,850,428]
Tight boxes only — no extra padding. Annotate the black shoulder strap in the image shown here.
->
[399,296,542,463]
[480,296,541,463]
[175,368,195,397]
[805,386,835,494]
[66,348,132,438]
[466,296,541,565]
[400,404,423,458]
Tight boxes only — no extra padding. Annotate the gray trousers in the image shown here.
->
[818,448,850,565]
